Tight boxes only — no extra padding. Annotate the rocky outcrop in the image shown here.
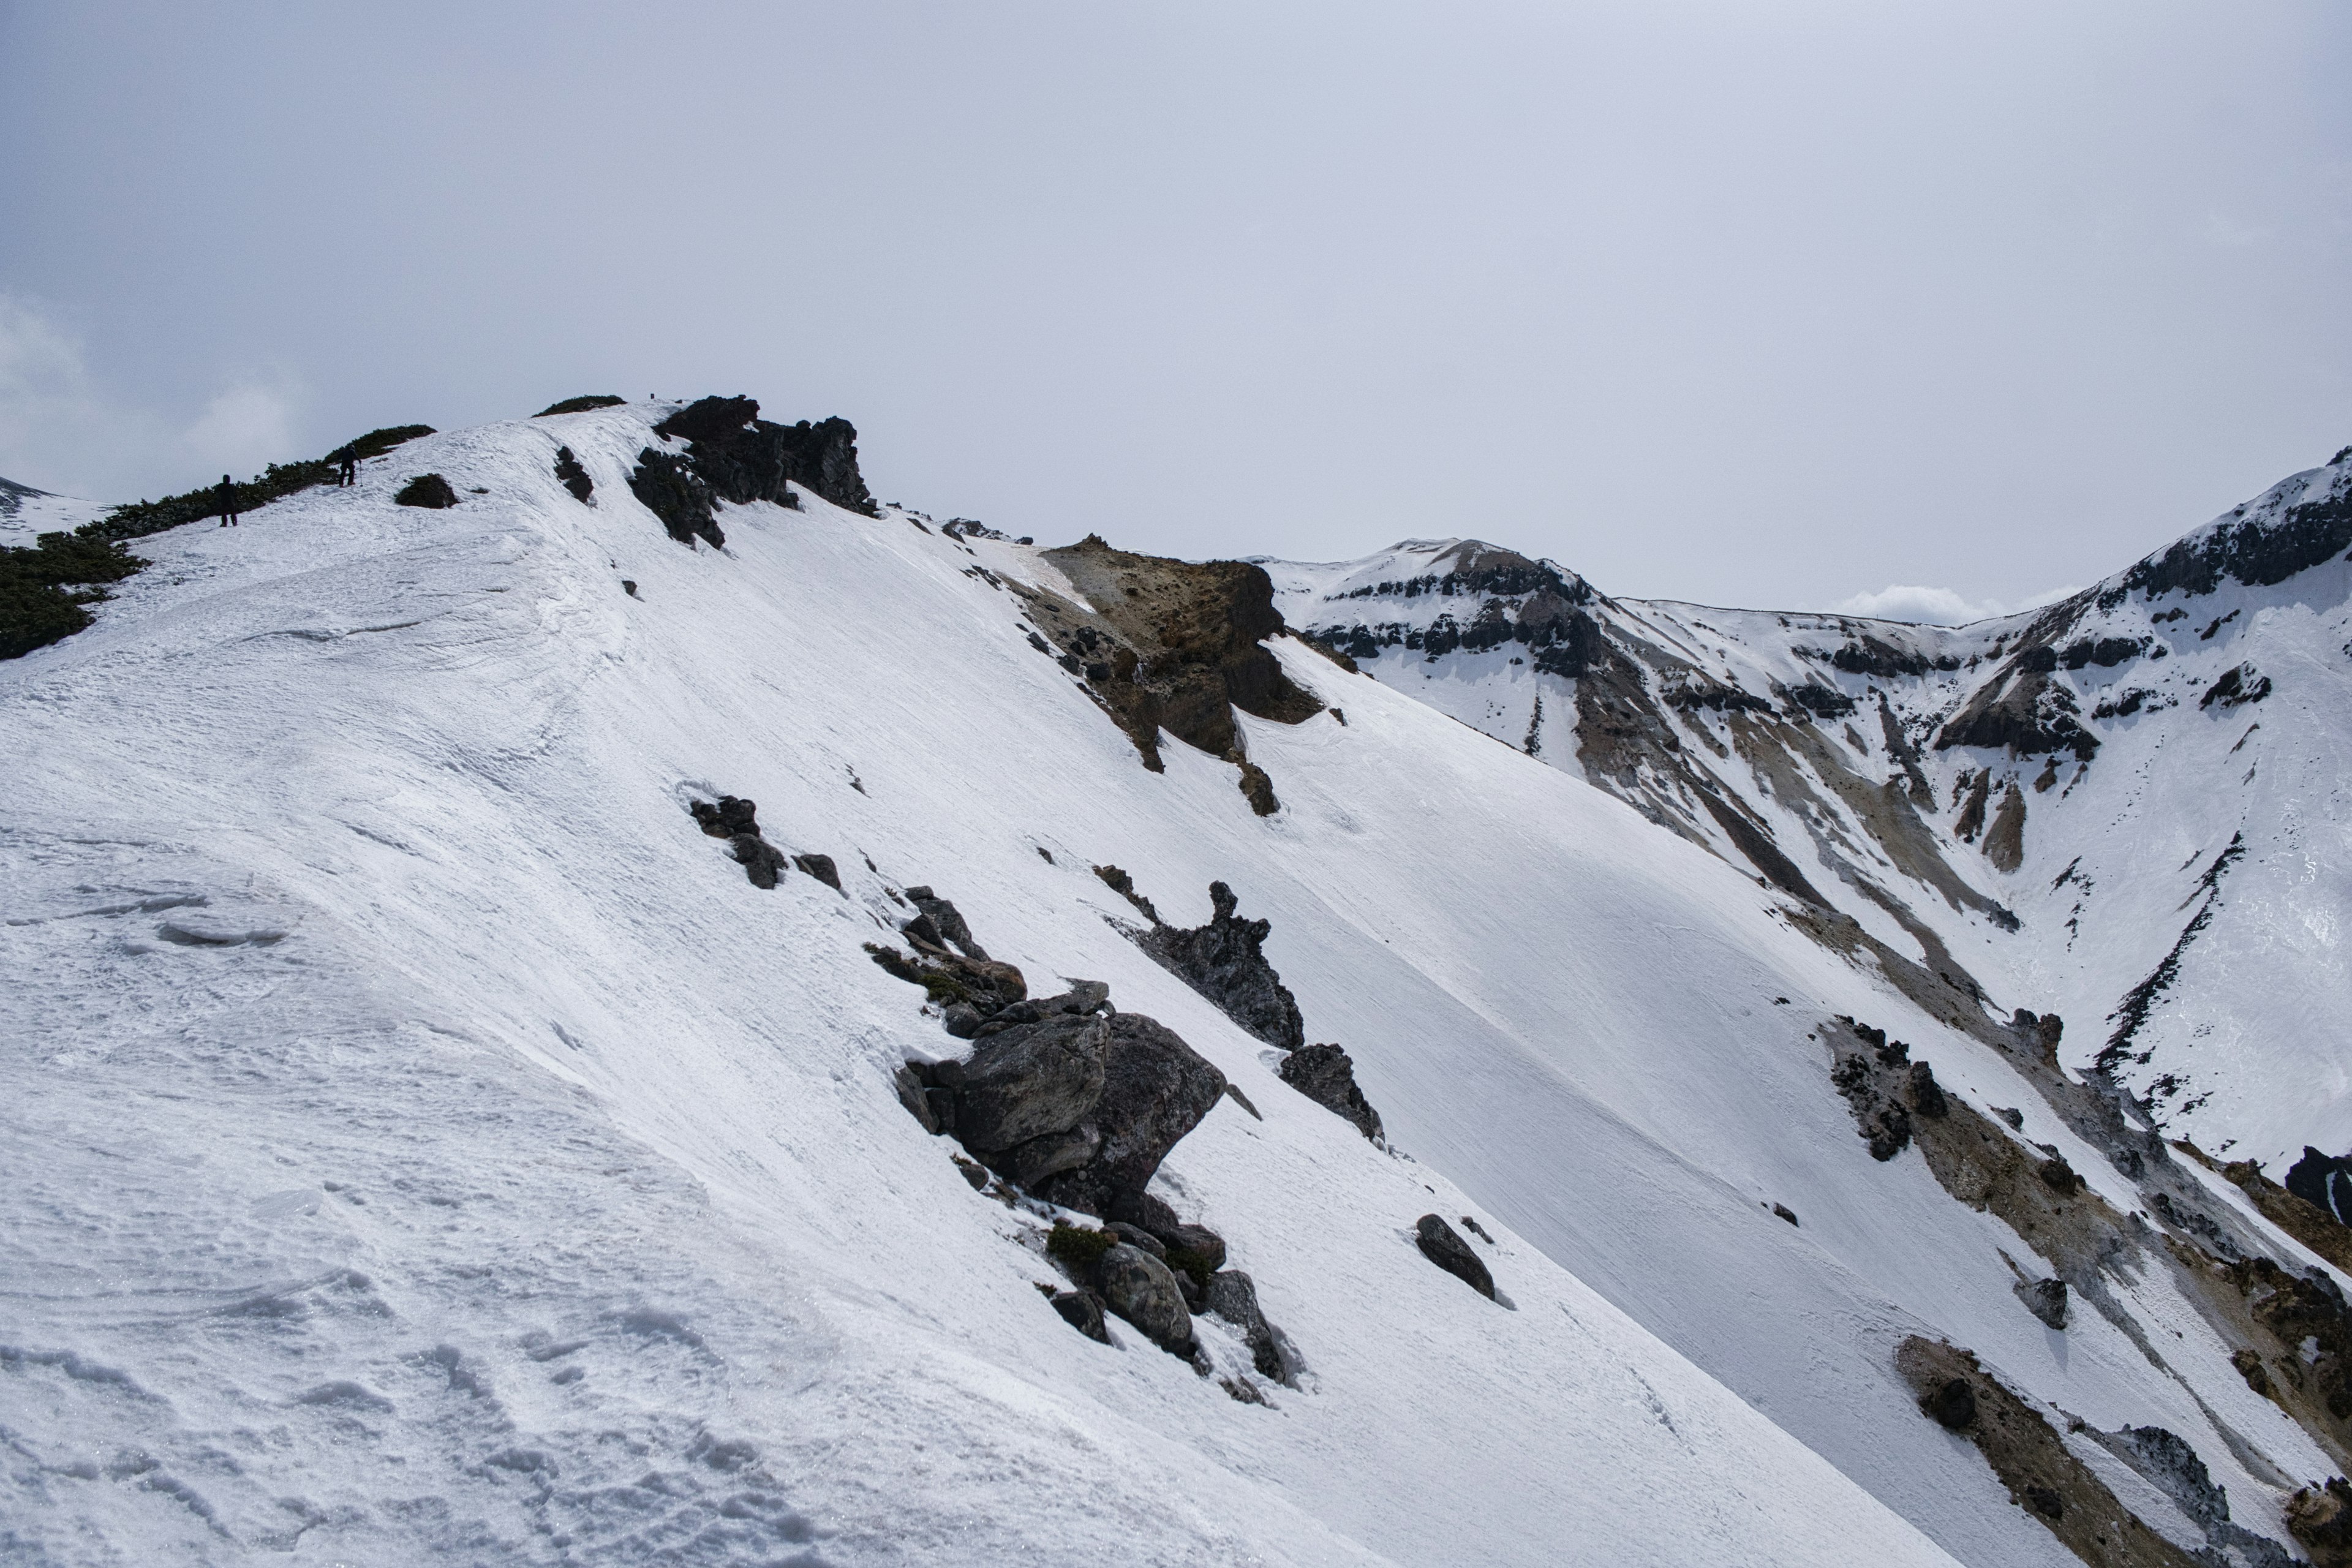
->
[1934,658,2098,760]
[2288,1148,2352,1225]
[554,446,594,503]
[1136,881,1305,1051]
[2123,458,2352,598]
[2014,1276,2068,1330]
[1206,1269,1287,1382]
[1414,1215,1496,1299]
[2290,1478,2352,1568]
[688,794,797,889]
[1097,1243,1194,1352]
[1895,1336,2209,1568]
[894,975,1226,1219]
[902,886,987,959]
[1276,1043,1383,1140]
[629,395,880,546]
[1018,536,1321,806]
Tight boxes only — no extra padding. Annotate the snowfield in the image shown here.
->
[1,404,2342,1566]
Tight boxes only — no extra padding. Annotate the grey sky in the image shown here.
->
[4,2,2348,617]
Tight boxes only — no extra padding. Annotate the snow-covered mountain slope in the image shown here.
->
[0,475,107,542]
[1270,458,2352,1171]
[5,405,2350,1567]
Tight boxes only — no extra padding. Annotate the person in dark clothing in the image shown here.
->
[216,475,239,527]
[336,447,356,486]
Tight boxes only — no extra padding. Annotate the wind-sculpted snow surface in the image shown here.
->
[0,405,1970,1566]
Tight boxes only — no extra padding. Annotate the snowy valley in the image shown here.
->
[4,399,2352,1568]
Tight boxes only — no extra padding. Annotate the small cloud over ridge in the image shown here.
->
[1831,582,2079,627]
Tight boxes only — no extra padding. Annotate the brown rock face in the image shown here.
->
[1025,535,1322,771]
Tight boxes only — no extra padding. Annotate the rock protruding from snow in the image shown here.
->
[1277,1042,1384,1140]
[1414,1215,1496,1300]
[1098,1243,1194,1353]
[628,395,880,546]
[1033,1014,1227,1217]
[1206,1270,1287,1382]
[902,886,987,959]
[1138,881,1305,1052]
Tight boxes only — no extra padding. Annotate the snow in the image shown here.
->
[2,407,2337,1565]
[2,409,1969,1566]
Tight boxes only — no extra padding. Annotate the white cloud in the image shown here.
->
[1831,582,2079,627]
[0,292,306,500]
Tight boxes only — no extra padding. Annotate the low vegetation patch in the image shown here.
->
[535,394,626,417]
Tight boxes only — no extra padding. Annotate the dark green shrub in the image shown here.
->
[1046,1223,1118,1275]
[535,395,626,417]
[394,473,459,509]
[1,532,144,658]
[554,446,594,503]
[83,424,434,543]
[1163,1244,1218,1291]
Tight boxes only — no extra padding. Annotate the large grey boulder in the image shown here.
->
[1034,1014,1226,1215]
[1415,1214,1496,1300]
[946,1014,1109,1156]
[1098,1243,1193,1352]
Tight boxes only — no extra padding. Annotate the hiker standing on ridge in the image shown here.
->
[216,475,239,527]
[336,447,356,486]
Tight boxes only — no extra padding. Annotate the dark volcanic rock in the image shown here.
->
[904,886,987,959]
[2125,462,2352,599]
[628,447,723,548]
[2015,1276,2069,1330]
[731,832,788,889]
[1098,1243,1193,1352]
[553,445,594,503]
[691,796,761,837]
[1206,1269,1286,1382]
[1921,1376,1977,1430]
[1277,1043,1384,1140]
[1033,1014,1226,1215]
[1137,881,1306,1051]
[1049,1288,1110,1343]
[652,396,880,518]
[2287,1147,2352,1224]
[1414,1214,1496,1299]
[791,853,842,890]
[949,1014,1110,1158]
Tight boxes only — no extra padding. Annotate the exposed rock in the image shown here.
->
[941,1003,983,1039]
[629,448,723,548]
[2289,1478,2352,1568]
[791,853,841,890]
[1277,1043,1384,1140]
[1902,1060,1948,1120]
[2124,464,2352,598]
[1414,1214,1496,1300]
[1237,761,1280,816]
[1770,1203,1800,1226]
[867,941,1028,1017]
[1033,1014,1226,1216]
[1098,1243,1193,1352]
[2200,663,2273,710]
[1921,1376,1977,1429]
[553,445,594,503]
[394,473,460,510]
[894,1064,938,1134]
[1895,1336,2206,1567]
[1106,1221,1167,1260]
[1934,658,2098,761]
[2015,1276,2068,1329]
[946,1014,1110,1160]
[690,795,761,837]
[1983,783,2026,872]
[730,832,788,889]
[1091,864,1160,922]
[903,886,987,959]
[1049,1287,1111,1343]
[1020,535,1321,777]
[652,396,879,517]
[1137,881,1305,1050]
[1207,1269,1286,1382]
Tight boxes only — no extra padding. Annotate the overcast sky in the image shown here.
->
[4,2,2348,618]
